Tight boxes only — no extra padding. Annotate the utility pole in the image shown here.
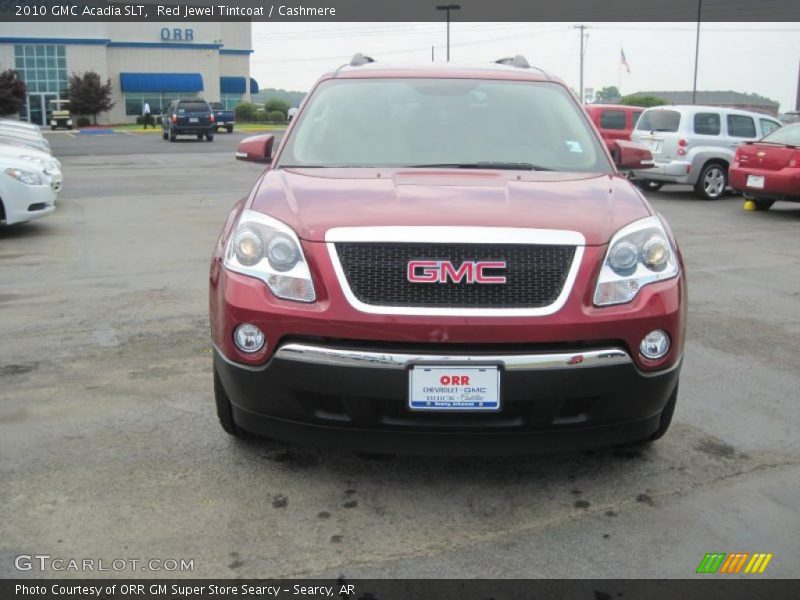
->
[436,4,461,62]
[692,0,702,104]
[574,25,589,104]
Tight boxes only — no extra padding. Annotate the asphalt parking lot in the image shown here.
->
[1,131,799,579]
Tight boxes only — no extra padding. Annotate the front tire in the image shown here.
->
[637,180,663,192]
[694,162,728,200]
[226,125,233,134]
[206,132,214,142]
[648,382,679,442]
[169,128,177,142]
[213,367,240,436]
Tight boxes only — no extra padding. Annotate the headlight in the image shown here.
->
[4,167,45,186]
[594,215,679,306]
[224,210,316,303]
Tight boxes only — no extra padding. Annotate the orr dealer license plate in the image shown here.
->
[409,366,500,411]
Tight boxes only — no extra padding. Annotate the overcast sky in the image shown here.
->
[251,22,800,111]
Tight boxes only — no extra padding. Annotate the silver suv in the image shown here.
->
[630,105,782,199]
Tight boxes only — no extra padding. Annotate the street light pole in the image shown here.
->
[436,4,461,62]
[692,0,702,104]
[574,25,589,103]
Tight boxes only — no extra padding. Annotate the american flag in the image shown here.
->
[620,48,631,74]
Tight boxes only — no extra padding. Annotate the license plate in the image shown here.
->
[746,175,765,189]
[409,365,500,411]
[646,140,661,153]
[189,117,199,123]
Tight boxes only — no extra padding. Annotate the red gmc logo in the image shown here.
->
[407,260,507,284]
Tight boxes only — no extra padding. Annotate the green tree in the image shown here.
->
[68,71,114,124]
[234,102,258,122]
[0,69,28,116]
[594,86,620,103]
[619,95,667,108]
[264,98,290,117]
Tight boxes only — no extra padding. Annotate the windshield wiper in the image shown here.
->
[410,162,551,171]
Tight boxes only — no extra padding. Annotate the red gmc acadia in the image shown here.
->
[209,55,687,454]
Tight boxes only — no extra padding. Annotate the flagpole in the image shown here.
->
[618,60,622,95]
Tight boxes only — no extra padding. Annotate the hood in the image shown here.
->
[250,168,651,246]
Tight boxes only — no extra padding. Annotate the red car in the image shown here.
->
[730,123,800,210]
[585,104,644,145]
[209,55,686,454]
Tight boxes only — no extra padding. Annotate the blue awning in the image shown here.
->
[220,76,247,95]
[120,73,204,93]
[250,78,259,95]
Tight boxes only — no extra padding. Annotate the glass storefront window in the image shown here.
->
[124,92,199,116]
[14,43,68,95]
[221,94,242,110]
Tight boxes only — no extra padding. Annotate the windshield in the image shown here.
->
[277,78,611,172]
[636,109,681,133]
[761,123,799,145]
[178,101,209,112]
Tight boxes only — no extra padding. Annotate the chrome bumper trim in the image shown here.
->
[274,343,632,371]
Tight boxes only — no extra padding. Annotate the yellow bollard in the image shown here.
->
[743,199,756,211]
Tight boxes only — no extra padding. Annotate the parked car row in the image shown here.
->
[0,118,61,226]
[587,103,794,204]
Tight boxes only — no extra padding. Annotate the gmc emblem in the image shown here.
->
[407,260,507,284]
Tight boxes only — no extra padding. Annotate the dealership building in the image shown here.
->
[0,23,255,125]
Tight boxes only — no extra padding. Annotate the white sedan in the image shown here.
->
[0,142,62,193]
[0,155,56,225]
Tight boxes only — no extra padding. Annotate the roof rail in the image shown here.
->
[350,53,376,67]
[495,55,530,69]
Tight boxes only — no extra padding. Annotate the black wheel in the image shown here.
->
[206,133,214,142]
[648,381,679,442]
[753,199,775,211]
[196,134,204,140]
[694,162,727,200]
[169,128,177,142]
[636,180,663,192]
[213,367,240,436]
[162,129,168,140]
[67,125,73,130]
[51,125,56,131]
[226,125,233,134]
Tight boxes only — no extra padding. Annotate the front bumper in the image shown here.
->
[214,342,681,454]
[0,178,56,225]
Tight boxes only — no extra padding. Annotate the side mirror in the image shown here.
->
[235,134,275,163]
[613,140,655,170]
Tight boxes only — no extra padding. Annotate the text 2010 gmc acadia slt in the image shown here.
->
[209,55,686,454]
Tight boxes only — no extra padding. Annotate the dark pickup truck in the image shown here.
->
[162,99,215,142]
[210,102,235,133]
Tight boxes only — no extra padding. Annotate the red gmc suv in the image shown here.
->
[209,55,686,454]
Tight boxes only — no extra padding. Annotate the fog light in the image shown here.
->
[233,323,265,353]
[640,330,670,360]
